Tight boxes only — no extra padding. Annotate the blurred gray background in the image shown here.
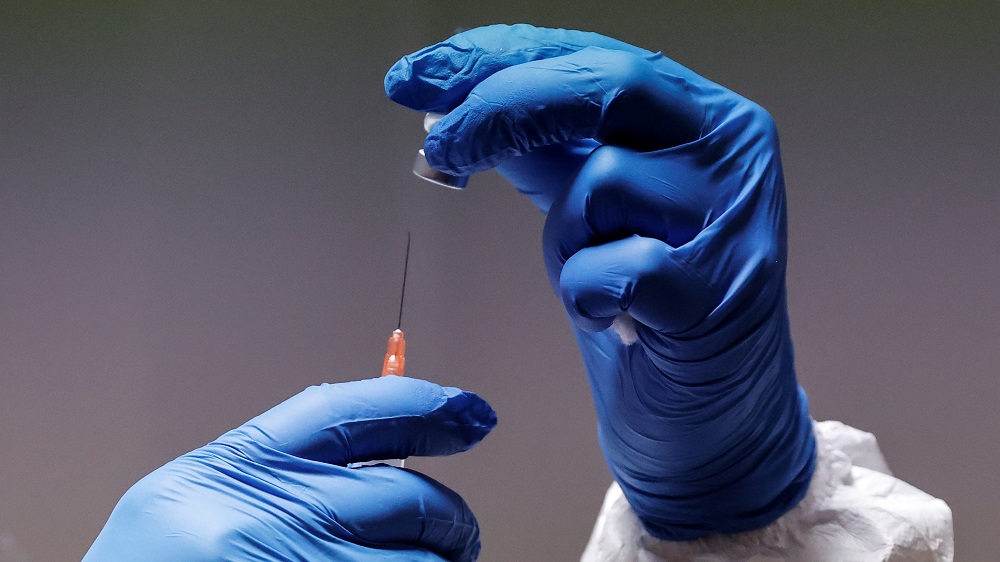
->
[1,2,996,560]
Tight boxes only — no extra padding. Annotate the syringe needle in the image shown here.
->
[372,234,412,469]
[382,233,410,378]
[397,231,410,330]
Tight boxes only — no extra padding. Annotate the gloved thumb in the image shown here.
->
[558,236,716,337]
[217,376,497,465]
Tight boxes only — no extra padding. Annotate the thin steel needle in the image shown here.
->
[397,232,410,330]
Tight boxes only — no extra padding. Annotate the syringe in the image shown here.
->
[350,233,411,469]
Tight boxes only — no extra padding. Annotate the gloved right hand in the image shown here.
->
[83,377,496,561]
[386,24,815,541]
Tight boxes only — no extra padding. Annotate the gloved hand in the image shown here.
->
[83,377,496,561]
[386,24,816,541]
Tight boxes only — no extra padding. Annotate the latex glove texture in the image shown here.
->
[83,377,496,562]
[386,24,815,541]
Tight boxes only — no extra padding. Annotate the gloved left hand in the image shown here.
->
[82,377,497,562]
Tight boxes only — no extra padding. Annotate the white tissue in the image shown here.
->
[580,421,954,562]
[612,314,639,346]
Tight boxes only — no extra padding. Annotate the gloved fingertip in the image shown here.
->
[428,518,481,562]
[385,57,451,112]
[425,129,507,177]
[383,57,411,100]
[558,255,627,333]
[423,133,468,175]
[422,133,447,165]
[439,386,498,446]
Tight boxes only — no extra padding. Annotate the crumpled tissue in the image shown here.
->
[581,420,954,562]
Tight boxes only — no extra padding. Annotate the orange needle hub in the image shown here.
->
[381,329,406,377]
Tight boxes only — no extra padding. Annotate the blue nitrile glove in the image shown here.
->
[386,24,816,541]
[83,377,496,561]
